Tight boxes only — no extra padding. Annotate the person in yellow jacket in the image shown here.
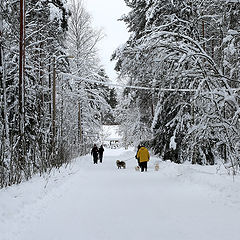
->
[136,145,150,172]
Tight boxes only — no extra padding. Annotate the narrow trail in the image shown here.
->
[1,148,239,240]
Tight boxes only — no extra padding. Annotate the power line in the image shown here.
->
[62,73,196,92]
[62,73,240,93]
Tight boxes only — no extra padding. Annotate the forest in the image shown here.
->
[1,0,240,188]
[0,0,117,187]
[114,0,240,174]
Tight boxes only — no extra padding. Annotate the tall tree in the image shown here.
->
[114,0,240,172]
[62,0,111,153]
[0,0,71,187]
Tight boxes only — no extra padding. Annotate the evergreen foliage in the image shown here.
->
[114,0,240,173]
[0,0,110,187]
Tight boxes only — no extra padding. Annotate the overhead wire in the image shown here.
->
[62,73,240,93]
[62,73,196,92]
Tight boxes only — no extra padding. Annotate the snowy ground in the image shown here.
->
[0,148,240,240]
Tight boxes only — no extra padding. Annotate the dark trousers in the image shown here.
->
[140,161,147,172]
[93,155,98,164]
[99,153,103,163]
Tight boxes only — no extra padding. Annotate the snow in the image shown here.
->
[0,148,240,240]
[170,129,177,150]
[101,125,122,141]
[48,3,62,22]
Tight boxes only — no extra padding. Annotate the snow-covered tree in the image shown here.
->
[63,0,111,153]
[114,0,240,172]
[0,0,72,187]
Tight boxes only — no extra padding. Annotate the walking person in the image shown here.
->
[135,145,141,167]
[91,144,99,164]
[98,145,104,163]
[137,145,150,172]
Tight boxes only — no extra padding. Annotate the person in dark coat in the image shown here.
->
[98,145,104,163]
[135,145,141,167]
[91,144,99,164]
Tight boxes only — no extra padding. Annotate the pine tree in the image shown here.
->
[114,0,240,171]
[0,0,71,187]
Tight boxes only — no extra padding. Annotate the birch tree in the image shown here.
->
[65,0,111,153]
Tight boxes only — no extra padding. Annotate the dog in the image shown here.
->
[116,160,126,169]
[155,163,159,171]
[135,166,140,171]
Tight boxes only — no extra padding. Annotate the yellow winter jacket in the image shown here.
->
[137,147,150,163]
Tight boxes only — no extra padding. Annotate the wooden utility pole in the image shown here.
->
[19,0,25,131]
[19,0,26,162]
[0,5,3,82]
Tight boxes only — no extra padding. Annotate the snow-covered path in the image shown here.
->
[1,148,240,240]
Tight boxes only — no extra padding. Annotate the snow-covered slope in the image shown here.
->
[0,148,239,240]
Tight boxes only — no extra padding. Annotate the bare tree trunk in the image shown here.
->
[49,58,52,117]
[0,13,10,149]
[78,101,83,153]
[39,41,44,108]
[211,39,214,59]
[52,57,56,149]
[202,20,206,51]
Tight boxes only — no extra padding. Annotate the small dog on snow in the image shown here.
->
[155,163,159,171]
[116,160,126,169]
[135,166,140,171]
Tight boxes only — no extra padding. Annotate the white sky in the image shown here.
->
[84,0,130,81]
